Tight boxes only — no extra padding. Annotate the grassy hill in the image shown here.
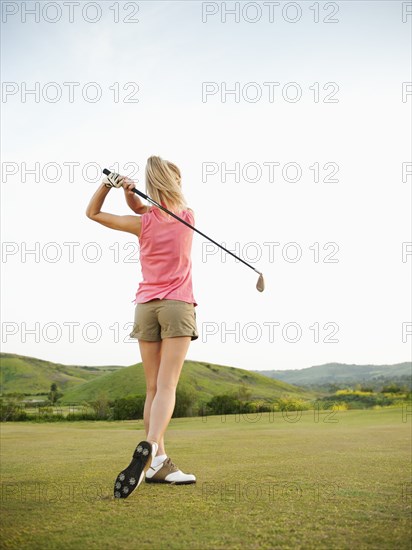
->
[253,362,412,387]
[0,353,315,405]
[60,360,315,405]
[0,353,123,395]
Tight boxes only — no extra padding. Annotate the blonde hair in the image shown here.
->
[145,156,188,219]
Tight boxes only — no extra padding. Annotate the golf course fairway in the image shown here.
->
[1,408,410,549]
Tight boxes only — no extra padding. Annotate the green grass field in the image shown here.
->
[1,408,411,549]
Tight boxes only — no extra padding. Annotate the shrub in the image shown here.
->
[66,412,101,421]
[276,397,311,412]
[205,393,272,416]
[381,384,404,394]
[0,400,28,421]
[332,402,349,411]
[206,393,242,415]
[250,400,274,413]
[173,385,197,418]
[31,413,65,422]
[111,395,145,420]
[318,392,397,409]
[89,392,111,419]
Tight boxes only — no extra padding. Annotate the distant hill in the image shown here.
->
[60,360,314,404]
[0,352,315,403]
[253,362,412,387]
[0,353,123,395]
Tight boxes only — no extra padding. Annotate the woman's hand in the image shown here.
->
[86,175,142,236]
[122,177,147,214]
[122,176,136,194]
[102,172,125,188]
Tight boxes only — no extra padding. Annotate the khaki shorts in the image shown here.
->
[129,299,198,342]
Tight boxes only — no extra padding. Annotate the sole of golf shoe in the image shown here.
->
[113,441,153,499]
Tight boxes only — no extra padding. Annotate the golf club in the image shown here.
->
[103,168,265,292]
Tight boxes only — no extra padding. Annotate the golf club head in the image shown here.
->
[256,273,265,292]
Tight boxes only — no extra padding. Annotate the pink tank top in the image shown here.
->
[132,206,197,306]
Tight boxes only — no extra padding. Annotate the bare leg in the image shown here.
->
[147,337,191,445]
[138,340,166,455]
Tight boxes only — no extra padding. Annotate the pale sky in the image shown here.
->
[1,1,411,371]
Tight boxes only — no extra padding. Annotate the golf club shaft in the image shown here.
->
[103,168,260,275]
[135,188,262,273]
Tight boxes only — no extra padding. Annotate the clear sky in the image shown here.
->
[1,1,411,370]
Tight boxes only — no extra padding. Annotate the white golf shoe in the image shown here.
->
[145,457,196,485]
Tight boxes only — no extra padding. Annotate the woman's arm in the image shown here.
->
[123,178,150,214]
[85,181,142,237]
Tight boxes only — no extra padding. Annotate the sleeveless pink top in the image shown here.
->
[132,206,197,306]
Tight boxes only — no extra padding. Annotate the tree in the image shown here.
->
[207,394,241,415]
[236,383,252,402]
[90,392,110,419]
[48,383,62,404]
[173,385,197,418]
[112,396,145,420]
[381,383,402,394]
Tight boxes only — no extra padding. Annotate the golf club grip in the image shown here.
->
[102,168,150,200]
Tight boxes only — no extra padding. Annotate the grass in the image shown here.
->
[1,408,411,549]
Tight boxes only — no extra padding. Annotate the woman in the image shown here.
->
[85,156,198,499]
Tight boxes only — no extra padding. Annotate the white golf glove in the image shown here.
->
[103,171,124,188]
